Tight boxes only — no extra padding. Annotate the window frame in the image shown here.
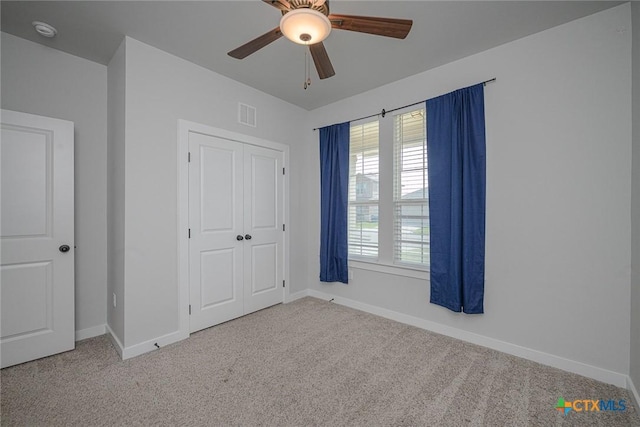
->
[392,106,430,270]
[347,118,380,261]
[346,103,430,278]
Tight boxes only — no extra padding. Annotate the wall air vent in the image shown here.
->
[238,103,257,128]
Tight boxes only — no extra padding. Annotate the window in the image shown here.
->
[347,106,429,271]
[393,109,429,267]
[348,120,379,258]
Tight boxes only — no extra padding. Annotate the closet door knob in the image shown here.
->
[236,235,244,241]
[244,234,252,240]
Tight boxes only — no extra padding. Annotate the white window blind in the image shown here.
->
[393,108,429,268]
[349,120,379,258]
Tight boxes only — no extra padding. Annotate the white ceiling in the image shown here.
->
[0,1,623,110]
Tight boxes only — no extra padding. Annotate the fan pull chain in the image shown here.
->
[304,48,311,90]
[307,48,312,88]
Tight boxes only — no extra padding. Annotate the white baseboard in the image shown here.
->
[75,324,106,342]
[121,329,188,360]
[285,289,309,303]
[307,289,628,388]
[105,323,188,360]
[627,376,640,413]
[105,323,124,358]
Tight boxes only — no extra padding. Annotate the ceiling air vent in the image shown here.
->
[238,103,257,128]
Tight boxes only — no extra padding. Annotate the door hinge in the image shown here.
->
[189,304,191,315]
[283,167,285,175]
[188,228,191,238]
[283,280,285,288]
[283,224,285,232]
[188,152,191,162]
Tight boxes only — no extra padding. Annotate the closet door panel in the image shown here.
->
[243,145,284,314]
[189,133,244,333]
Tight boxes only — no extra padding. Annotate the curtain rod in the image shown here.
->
[312,78,496,131]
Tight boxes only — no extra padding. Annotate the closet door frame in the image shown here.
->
[177,120,290,339]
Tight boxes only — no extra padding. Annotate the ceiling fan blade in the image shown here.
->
[309,42,335,80]
[261,0,291,12]
[328,14,413,39]
[228,27,283,59]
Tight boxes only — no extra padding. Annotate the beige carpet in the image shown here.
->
[1,297,638,426]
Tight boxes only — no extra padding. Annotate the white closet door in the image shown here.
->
[0,110,75,368]
[188,132,244,333]
[243,145,284,314]
[188,129,285,333]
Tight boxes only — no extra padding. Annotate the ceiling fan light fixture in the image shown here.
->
[279,8,331,45]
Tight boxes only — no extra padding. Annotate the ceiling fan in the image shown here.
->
[228,0,413,80]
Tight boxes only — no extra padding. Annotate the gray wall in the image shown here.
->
[1,32,108,337]
[630,0,640,395]
[107,40,126,345]
[307,4,632,379]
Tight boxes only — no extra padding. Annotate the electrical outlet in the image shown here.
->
[349,270,354,280]
[113,293,117,308]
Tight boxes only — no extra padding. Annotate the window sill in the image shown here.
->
[349,259,429,280]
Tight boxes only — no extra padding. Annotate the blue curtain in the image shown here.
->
[319,123,350,283]
[427,83,486,314]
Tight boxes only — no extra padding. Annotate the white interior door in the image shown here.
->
[188,130,284,333]
[189,132,244,333]
[0,109,74,368]
[243,145,283,314]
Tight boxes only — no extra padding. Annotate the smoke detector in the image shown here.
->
[32,21,57,38]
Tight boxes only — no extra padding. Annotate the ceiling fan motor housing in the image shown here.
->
[284,0,329,16]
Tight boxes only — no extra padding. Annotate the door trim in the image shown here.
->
[177,120,290,339]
